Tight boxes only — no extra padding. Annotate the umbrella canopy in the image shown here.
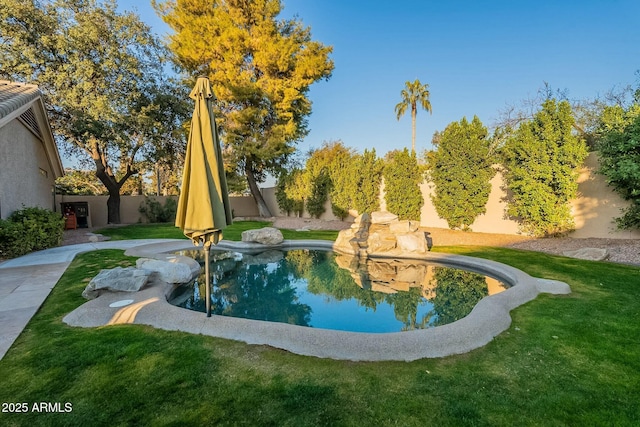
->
[176,77,232,247]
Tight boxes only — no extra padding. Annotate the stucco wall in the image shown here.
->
[52,152,640,239]
[264,152,639,239]
[569,153,640,239]
[54,194,261,227]
[0,119,57,219]
[261,187,352,221]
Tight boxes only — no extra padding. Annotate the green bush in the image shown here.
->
[597,104,640,229]
[138,197,177,223]
[383,148,424,221]
[275,170,297,216]
[0,206,65,258]
[502,99,588,236]
[429,116,496,230]
[306,171,331,219]
[353,149,384,215]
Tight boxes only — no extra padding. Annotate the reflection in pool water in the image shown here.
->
[168,249,509,333]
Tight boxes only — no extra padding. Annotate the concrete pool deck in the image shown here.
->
[1,239,571,362]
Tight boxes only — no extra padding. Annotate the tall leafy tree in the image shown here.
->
[155,0,334,217]
[502,99,588,236]
[0,0,188,223]
[429,116,496,230]
[395,79,432,153]
[383,148,424,221]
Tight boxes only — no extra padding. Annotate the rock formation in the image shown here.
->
[334,211,431,257]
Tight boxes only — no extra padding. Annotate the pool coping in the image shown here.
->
[63,240,571,361]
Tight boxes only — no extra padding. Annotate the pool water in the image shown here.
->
[168,249,509,333]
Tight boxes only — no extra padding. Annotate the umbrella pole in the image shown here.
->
[204,241,212,317]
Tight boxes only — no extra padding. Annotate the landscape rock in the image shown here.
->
[82,267,151,300]
[241,227,284,245]
[136,258,194,283]
[370,211,398,224]
[389,220,419,233]
[368,231,397,252]
[334,211,430,256]
[562,247,609,261]
[396,232,429,253]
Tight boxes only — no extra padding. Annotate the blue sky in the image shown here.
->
[119,0,640,157]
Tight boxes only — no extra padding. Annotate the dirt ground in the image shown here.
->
[61,217,640,266]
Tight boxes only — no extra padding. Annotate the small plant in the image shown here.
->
[0,206,65,258]
[138,197,177,223]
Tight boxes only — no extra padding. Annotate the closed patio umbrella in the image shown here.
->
[176,76,233,317]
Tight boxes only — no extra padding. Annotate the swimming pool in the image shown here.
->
[169,249,509,333]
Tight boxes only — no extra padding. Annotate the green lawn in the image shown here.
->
[1,240,639,425]
[97,220,340,242]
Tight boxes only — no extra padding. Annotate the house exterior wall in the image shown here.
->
[0,119,57,219]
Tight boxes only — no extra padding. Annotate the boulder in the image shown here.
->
[241,227,284,245]
[370,211,398,224]
[389,220,419,233]
[367,231,397,253]
[396,232,429,254]
[82,267,151,300]
[562,248,609,261]
[334,228,358,255]
[136,258,194,283]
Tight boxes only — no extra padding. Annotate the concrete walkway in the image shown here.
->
[0,240,178,360]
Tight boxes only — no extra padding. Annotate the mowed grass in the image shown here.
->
[1,244,639,425]
[97,220,340,242]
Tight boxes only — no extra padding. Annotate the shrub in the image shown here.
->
[306,171,331,219]
[429,116,496,230]
[353,149,384,215]
[597,104,640,229]
[138,197,177,223]
[0,206,65,259]
[275,170,297,216]
[383,148,424,221]
[502,99,588,236]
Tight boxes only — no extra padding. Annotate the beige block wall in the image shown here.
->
[569,152,640,239]
[54,194,261,227]
[52,153,640,239]
[261,153,639,239]
[261,187,354,221]
[0,120,57,219]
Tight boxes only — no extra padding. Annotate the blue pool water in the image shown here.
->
[168,249,509,333]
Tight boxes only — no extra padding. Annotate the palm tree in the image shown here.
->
[395,79,432,153]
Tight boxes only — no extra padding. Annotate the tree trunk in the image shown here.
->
[411,105,417,153]
[106,191,121,224]
[245,161,273,217]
